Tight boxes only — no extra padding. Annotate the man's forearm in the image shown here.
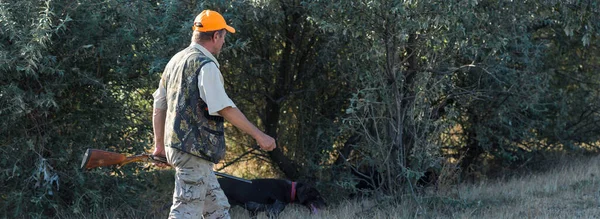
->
[218,106,262,138]
[219,106,276,151]
[153,108,167,149]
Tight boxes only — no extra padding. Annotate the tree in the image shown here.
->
[0,0,176,216]
[218,0,355,180]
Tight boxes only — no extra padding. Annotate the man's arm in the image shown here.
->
[152,108,167,157]
[218,106,276,151]
[152,75,168,160]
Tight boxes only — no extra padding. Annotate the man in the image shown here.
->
[152,10,276,219]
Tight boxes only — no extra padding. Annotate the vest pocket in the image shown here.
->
[198,125,225,163]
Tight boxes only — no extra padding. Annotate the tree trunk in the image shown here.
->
[460,113,483,177]
[264,93,300,180]
[401,33,419,168]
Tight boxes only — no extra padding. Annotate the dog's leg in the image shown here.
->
[245,202,267,219]
[265,199,287,219]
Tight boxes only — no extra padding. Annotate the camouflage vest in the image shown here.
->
[162,46,226,164]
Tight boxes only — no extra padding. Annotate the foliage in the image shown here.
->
[218,0,355,180]
[0,0,170,216]
[1,0,599,216]
[534,0,600,151]
[325,0,600,190]
[443,0,600,174]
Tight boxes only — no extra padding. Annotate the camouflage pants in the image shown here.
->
[166,146,230,219]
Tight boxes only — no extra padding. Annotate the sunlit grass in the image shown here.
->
[57,155,600,218]
[229,155,600,218]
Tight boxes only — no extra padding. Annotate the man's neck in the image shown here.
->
[191,41,220,67]
[195,40,215,55]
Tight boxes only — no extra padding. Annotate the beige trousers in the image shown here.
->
[166,146,230,219]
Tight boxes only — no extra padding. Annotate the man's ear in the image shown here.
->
[212,30,224,42]
[211,31,219,42]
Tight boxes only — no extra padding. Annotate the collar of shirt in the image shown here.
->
[190,42,220,68]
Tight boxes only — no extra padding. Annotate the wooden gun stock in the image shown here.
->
[81,148,251,183]
[80,148,164,170]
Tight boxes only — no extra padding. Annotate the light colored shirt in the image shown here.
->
[153,42,236,116]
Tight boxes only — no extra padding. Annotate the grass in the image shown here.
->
[234,155,600,219]
[58,155,600,218]
[447,155,600,219]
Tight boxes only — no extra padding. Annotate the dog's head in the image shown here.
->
[295,182,327,214]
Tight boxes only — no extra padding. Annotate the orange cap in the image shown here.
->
[192,10,235,33]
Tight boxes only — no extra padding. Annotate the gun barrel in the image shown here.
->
[214,172,252,184]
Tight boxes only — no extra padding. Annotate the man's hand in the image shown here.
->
[152,144,168,168]
[256,133,276,151]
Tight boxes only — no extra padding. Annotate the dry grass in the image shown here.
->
[448,155,600,219]
[231,155,600,219]
[59,155,600,218]
[229,197,420,219]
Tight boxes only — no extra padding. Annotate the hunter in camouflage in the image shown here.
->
[152,9,276,219]
[161,46,226,164]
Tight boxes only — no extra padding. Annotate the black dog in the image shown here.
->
[218,178,326,218]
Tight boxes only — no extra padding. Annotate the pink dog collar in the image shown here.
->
[290,181,297,203]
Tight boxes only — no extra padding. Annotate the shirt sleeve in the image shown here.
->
[153,76,167,110]
[198,62,236,116]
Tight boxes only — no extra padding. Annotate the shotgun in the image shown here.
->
[81,148,252,183]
